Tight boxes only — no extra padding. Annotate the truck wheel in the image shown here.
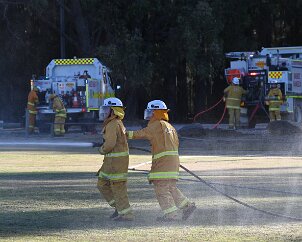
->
[294,107,302,123]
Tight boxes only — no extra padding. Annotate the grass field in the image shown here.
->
[0,150,301,241]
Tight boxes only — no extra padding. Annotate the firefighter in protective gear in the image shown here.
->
[224,77,247,129]
[95,97,133,221]
[127,100,196,222]
[27,86,41,134]
[266,83,283,121]
[49,94,67,136]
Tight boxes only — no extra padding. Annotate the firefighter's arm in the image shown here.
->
[52,99,58,112]
[99,122,117,155]
[127,126,152,140]
[33,92,39,105]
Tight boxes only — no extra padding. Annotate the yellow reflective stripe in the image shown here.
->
[148,172,179,180]
[28,125,34,128]
[287,96,302,98]
[98,171,128,180]
[118,207,132,215]
[27,102,35,106]
[270,101,281,103]
[163,206,178,215]
[56,114,67,118]
[128,131,134,139]
[178,198,190,209]
[153,150,178,160]
[226,105,240,109]
[108,200,115,206]
[269,108,280,111]
[105,151,129,158]
[28,110,37,114]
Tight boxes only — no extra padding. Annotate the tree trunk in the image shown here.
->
[70,0,91,56]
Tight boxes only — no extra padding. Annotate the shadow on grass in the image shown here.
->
[0,171,301,237]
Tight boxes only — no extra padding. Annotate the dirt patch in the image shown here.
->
[178,123,247,137]
[267,121,302,136]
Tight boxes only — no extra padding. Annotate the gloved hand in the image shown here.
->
[92,142,102,148]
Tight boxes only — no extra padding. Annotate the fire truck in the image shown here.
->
[225,46,302,126]
[31,58,115,131]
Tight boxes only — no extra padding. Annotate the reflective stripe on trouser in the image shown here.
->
[153,180,190,218]
[228,108,240,127]
[54,116,65,135]
[98,171,128,181]
[104,151,129,158]
[148,171,179,180]
[97,179,133,217]
[28,113,36,133]
[269,111,281,121]
[153,150,179,160]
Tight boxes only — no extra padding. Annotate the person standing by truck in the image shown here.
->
[266,83,283,121]
[27,86,41,134]
[49,94,67,136]
[93,97,133,221]
[127,100,196,222]
[224,77,247,130]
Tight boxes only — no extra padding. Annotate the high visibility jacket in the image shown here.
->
[52,97,67,118]
[128,119,179,181]
[98,116,129,182]
[27,90,39,115]
[267,88,283,111]
[224,85,247,109]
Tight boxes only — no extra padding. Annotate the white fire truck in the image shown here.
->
[31,58,115,131]
[225,46,302,126]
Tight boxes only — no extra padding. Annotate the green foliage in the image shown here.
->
[1,0,302,121]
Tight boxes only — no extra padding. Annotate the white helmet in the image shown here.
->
[103,97,123,107]
[232,77,240,85]
[99,97,123,121]
[144,100,168,120]
[147,100,168,110]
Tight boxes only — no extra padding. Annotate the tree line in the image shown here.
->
[1,0,302,122]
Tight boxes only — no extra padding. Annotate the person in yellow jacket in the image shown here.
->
[224,77,247,129]
[49,94,67,136]
[127,100,196,222]
[27,86,41,134]
[93,97,133,221]
[266,83,283,121]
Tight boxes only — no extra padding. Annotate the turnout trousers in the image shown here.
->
[28,113,36,134]
[153,180,190,218]
[269,110,281,121]
[228,108,240,128]
[97,179,133,218]
[54,116,66,136]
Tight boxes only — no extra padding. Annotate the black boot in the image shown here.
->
[110,209,118,219]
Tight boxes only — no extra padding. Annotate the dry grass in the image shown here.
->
[0,150,301,241]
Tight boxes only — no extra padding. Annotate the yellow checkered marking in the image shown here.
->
[54,58,94,65]
[269,71,282,79]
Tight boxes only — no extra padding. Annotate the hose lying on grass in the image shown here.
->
[129,146,302,222]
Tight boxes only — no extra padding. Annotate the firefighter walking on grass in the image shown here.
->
[49,94,67,136]
[224,77,247,130]
[127,100,196,222]
[93,97,133,221]
[266,83,283,122]
[27,86,41,134]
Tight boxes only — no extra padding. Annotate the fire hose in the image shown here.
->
[0,141,300,220]
[193,97,227,129]
[129,146,302,221]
